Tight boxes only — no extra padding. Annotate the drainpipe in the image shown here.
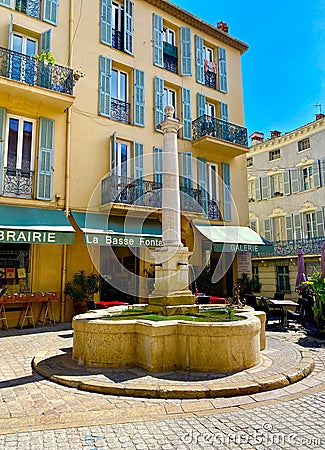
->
[61,0,74,322]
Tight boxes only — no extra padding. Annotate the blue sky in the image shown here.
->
[173,0,325,141]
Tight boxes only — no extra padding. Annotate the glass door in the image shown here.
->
[11,33,38,84]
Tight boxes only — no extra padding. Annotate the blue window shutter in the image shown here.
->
[321,159,325,186]
[220,102,228,121]
[195,35,204,84]
[98,56,112,117]
[197,93,206,117]
[153,147,163,186]
[181,152,193,189]
[0,1,12,8]
[43,0,58,26]
[313,160,321,188]
[218,47,228,93]
[110,132,116,172]
[180,27,192,76]
[290,168,300,194]
[316,208,324,237]
[134,142,144,202]
[153,14,163,67]
[222,162,231,221]
[100,0,112,46]
[41,29,51,52]
[8,13,13,49]
[182,87,192,140]
[124,0,133,55]
[154,76,164,130]
[0,108,6,192]
[37,118,54,200]
[264,218,272,241]
[261,176,269,200]
[134,68,145,127]
[197,157,208,215]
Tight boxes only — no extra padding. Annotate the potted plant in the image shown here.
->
[73,67,86,81]
[303,272,325,337]
[33,50,56,66]
[65,270,101,315]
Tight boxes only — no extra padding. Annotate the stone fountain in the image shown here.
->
[72,107,265,373]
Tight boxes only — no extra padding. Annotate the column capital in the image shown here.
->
[159,105,183,134]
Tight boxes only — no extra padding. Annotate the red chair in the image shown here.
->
[95,301,128,309]
[209,296,227,305]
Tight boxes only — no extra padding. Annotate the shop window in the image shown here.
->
[0,244,30,293]
[3,114,36,198]
[276,265,290,293]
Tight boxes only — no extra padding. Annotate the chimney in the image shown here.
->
[270,130,281,138]
[217,21,229,33]
[315,113,325,121]
[249,131,264,145]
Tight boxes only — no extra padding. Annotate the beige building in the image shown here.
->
[0,0,253,323]
[247,115,325,300]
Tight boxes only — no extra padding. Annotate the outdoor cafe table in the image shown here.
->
[268,299,298,328]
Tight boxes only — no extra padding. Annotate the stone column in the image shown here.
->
[148,106,197,315]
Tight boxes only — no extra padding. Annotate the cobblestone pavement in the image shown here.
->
[0,324,324,449]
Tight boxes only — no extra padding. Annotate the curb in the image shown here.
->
[32,347,315,400]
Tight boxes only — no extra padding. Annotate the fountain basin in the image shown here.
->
[72,308,264,373]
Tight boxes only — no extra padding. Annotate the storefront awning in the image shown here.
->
[193,223,273,253]
[71,212,162,247]
[0,205,75,244]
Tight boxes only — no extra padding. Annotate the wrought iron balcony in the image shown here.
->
[112,29,124,51]
[208,199,222,220]
[3,167,34,198]
[111,98,130,124]
[101,175,201,213]
[0,47,74,95]
[15,0,40,19]
[204,70,216,89]
[163,42,178,74]
[254,237,325,257]
[192,114,248,147]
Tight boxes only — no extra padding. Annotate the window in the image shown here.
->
[305,212,317,238]
[248,180,256,202]
[10,32,38,84]
[14,0,58,25]
[163,26,176,46]
[203,45,216,89]
[114,141,130,179]
[0,244,30,293]
[269,149,280,161]
[302,166,314,190]
[162,25,178,74]
[163,87,177,116]
[207,162,221,220]
[247,157,253,167]
[3,115,35,198]
[205,102,216,118]
[273,216,285,241]
[298,138,310,152]
[271,173,284,197]
[204,46,214,63]
[100,0,133,55]
[111,68,130,124]
[276,265,290,292]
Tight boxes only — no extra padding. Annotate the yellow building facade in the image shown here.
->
[0,0,251,324]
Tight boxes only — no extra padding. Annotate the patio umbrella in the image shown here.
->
[321,241,325,279]
[296,248,307,290]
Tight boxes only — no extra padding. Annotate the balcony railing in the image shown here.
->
[112,28,124,51]
[163,43,178,74]
[101,176,201,213]
[111,98,130,124]
[208,199,222,220]
[192,114,248,147]
[204,70,216,89]
[255,237,325,257]
[15,0,40,19]
[3,168,34,198]
[0,47,74,95]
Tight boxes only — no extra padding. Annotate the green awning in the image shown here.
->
[0,205,75,244]
[72,211,162,247]
[193,223,273,253]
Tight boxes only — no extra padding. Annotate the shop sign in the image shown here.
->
[85,233,163,247]
[213,243,261,253]
[0,229,74,244]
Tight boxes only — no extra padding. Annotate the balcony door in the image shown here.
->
[11,32,38,84]
[207,162,220,219]
[4,115,35,198]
